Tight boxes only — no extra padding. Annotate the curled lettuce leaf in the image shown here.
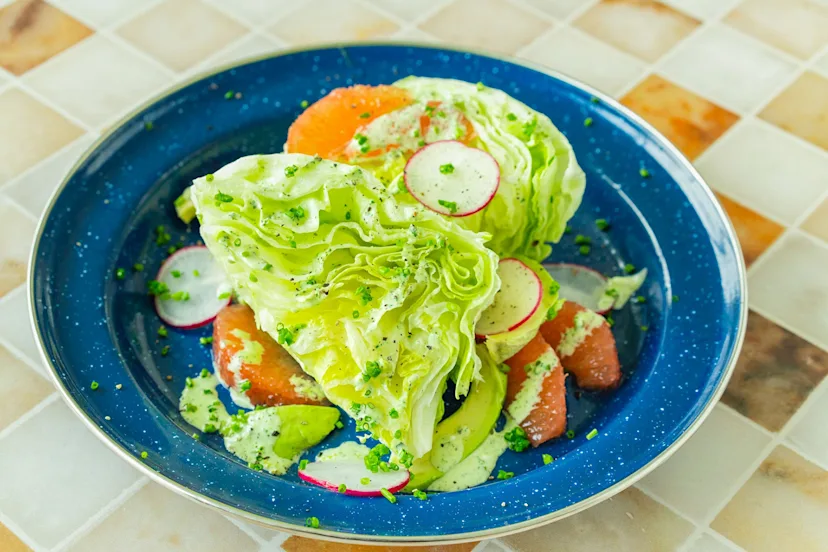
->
[190,153,499,458]
[348,77,586,262]
[596,269,648,311]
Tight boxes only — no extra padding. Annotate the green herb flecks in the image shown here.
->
[504,426,530,452]
[438,199,458,214]
[439,163,455,174]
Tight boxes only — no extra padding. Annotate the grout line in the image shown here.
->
[0,333,48,379]
[745,301,828,356]
[225,517,267,546]
[0,509,46,552]
[97,0,166,31]
[203,0,308,35]
[716,403,773,439]
[0,133,95,195]
[513,0,601,59]
[4,196,38,223]
[12,80,94,133]
[52,476,150,552]
[0,393,59,442]
[502,0,559,23]
[634,483,700,529]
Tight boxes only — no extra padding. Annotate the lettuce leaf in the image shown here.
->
[190,153,500,459]
[347,77,586,262]
[596,269,648,311]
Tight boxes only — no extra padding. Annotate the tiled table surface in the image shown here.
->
[1,0,827,550]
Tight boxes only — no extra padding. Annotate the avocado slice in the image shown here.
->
[271,405,341,459]
[174,186,196,224]
[406,350,507,490]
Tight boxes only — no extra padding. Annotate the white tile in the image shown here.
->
[660,23,797,114]
[788,381,828,467]
[748,231,828,352]
[391,27,441,43]
[4,134,95,221]
[0,287,48,377]
[637,404,771,522]
[695,119,828,224]
[204,0,300,27]
[661,0,741,20]
[67,482,259,552]
[195,34,282,74]
[520,26,647,95]
[814,50,828,79]
[228,517,289,545]
[520,0,596,20]
[684,531,743,552]
[370,0,452,22]
[0,399,142,548]
[50,0,161,28]
[22,35,172,129]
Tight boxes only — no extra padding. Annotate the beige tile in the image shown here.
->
[0,521,31,552]
[68,483,258,552]
[660,23,796,114]
[724,0,828,60]
[0,399,142,548]
[503,487,693,551]
[788,381,828,470]
[117,0,247,72]
[748,232,828,352]
[814,50,828,78]
[637,405,771,521]
[202,0,299,27]
[574,0,700,63]
[419,0,551,55]
[522,0,598,19]
[712,445,828,552]
[801,197,828,244]
[391,27,440,43]
[0,87,84,181]
[661,0,741,20]
[4,134,95,220]
[269,0,398,46]
[23,34,172,128]
[50,0,160,28]
[368,0,452,23]
[715,192,784,267]
[283,538,479,551]
[621,74,739,161]
[684,531,742,552]
[0,0,92,75]
[194,33,281,74]
[0,200,36,299]
[520,26,646,95]
[722,310,828,432]
[695,119,828,224]
[0,344,51,432]
[0,286,47,375]
[760,71,828,152]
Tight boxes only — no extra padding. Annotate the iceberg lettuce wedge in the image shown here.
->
[189,153,500,459]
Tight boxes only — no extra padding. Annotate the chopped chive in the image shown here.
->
[290,240,297,248]
[437,199,458,214]
[157,326,168,338]
[380,488,397,504]
[595,218,610,231]
[412,489,428,500]
[249,273,258,283]
[584,117,593,127]
[338,483,347,493]
[115,268,126,280]
[497,470,514,480]
[90,381,99,390]
[359,112,371,118]
[224,90,234,99]
[200,368,210,378]
[574,234,591,245]
[579,245,591,255]
[305,516,319,528]
[388,408,399,419]
[360,477,371,485]
[640,325,649,331]
[672,295,679,303]
[542,454,553,465]
[439,163,455,174]
[639,167,651,178]
[185,377,194,388]
[171,270,181,278]
[300,100,309,109]
[564,224,572,234]
[214,192,233,203]
[140,451,148,459]
[566,429,575,439]
[240,380,252,392]
[284,165,298,178]
[586,429,598,440]
[205,174,214,182]
[636,295,646,304]
[624,263,636,274]
[352,310,360,319]
[299,459,309,470]
[590,96,600,104]
[506,112,517,121]
[199,336,213,346]
[335,420,344,429]
[605,313,615,327]
[133,263,144,272]
[161,345,170,356]
[144,121,154,131]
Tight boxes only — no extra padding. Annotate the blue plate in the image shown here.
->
[30,44,746,544]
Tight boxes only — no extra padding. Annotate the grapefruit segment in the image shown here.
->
[212,304,328,407]
[504,333,567,446]
[540,301,621,390]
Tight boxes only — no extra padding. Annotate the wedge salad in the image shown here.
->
[140,77,647,502]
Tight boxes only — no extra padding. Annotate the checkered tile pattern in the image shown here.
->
[1,0,827,550]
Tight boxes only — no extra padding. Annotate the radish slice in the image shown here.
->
[476,258,543,337]
[543,263,609,314]
[404,140,499,217]
[154,246,230,329]
[299,460,410,496]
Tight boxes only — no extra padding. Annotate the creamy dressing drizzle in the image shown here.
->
[506,349,560,424]
[290,374,326,402]
[557,309,604,358]
[180,372,295,474]
[315,441,370,463]
[431,426,470,472]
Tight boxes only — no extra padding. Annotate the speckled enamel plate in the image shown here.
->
[29,44,746,544]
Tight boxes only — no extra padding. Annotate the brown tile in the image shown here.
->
[760,71,828,152]
[724,0,828,60]
[0,344,51,432]
[721,311,828,432]
[283,538,478,552]
[0,87,84,181]
[268,0,398,47]
[621,74,739,160]
[0,201,37,298]
[712,446,828,552]
[715,192,784,266]
[801,197,828,243]
[117,0,246,72]
[574,0,700,63]
[0,0,92,75]
[419,0,551,55]
[504,487,693,552]
[0,520,31,552]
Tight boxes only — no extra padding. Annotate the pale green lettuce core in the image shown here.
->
[348,76,586,262]
[189,153,500,458]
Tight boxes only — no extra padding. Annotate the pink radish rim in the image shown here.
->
[476,257,543,338]
[404,140,500,218]
[543,262,610,314]
[298,467,410,497]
